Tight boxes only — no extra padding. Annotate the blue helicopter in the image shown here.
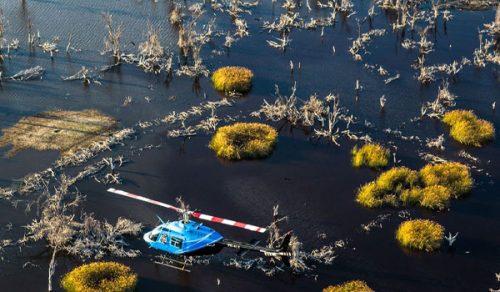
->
[107,188,292,270]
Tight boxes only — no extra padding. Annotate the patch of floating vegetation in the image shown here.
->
[61,261,138,292]
[356,162,473,211]
[395,219,444,252]
[211,66,253,94]
[0,110,117,158]
[209,122,277,160]
[419,162,474,198]
[323,280,374,292]
[351,143,390,169]
[356,167,419,208]
[406,185,452,211]
[442,110,495,147]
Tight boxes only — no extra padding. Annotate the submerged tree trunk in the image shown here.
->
[48,247,58,292]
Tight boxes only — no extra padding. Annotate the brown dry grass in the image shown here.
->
[0,109,117,157]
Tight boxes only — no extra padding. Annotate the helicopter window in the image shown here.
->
[160,234,167,243]
[171,237,183,248]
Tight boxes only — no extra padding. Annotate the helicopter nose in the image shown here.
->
[143,232,153,243]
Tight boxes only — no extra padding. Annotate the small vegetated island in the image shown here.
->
[209,122,278,160]
[396,219,444,252]
[442,110,495,146]
[351,143,390,169]
[211,66,254,94]
[323,280,374,292]
[0,109,117,157]
[61,261,137,292]
[356,162,473,211]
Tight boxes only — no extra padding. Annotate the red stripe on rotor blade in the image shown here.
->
[108,189,268,233]
[234,222,246,228]
[211,217,224,223]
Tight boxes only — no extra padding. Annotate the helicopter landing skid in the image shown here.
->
[154,255,193,272]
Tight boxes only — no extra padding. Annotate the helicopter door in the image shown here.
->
[170,237,183,249]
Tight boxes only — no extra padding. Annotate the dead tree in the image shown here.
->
[19,175,141,291]
[102,13,123,60]
[0,9,4,51]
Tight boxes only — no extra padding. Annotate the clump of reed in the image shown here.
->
[323,280,374,292]
[356,162,473,211]
[442,110,495,147]
[211,66,253,94]
[351,143,390,169]
[209,122,277,160]
[61,262,138,292]
[395,219,444,252]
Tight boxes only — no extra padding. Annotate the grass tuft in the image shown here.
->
[323,280,374,292]
[351,143,390,169]
[209,122,277,160]
[395,219,444,252]
[211,66,253,94]
[61,261,137,292]
[442,110,495,146]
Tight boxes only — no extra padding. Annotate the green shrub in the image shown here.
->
[395,219,444,252]
[209,123,277,160]
[419,162,473,198]
[442,110,495,146]
[61,262,138,292]
[323,280,374,292]
[351,143,390,168]
[211,66,253,94]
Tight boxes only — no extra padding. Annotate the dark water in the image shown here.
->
[0,0,499,291]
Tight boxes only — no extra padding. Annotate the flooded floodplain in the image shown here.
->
[0,0,499,291]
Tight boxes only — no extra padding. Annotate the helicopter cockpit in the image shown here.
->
[143,220,223,255]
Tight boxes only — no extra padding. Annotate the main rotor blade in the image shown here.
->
[107,188,267,233]
[107,188,183,213]
[191,212,267,233]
